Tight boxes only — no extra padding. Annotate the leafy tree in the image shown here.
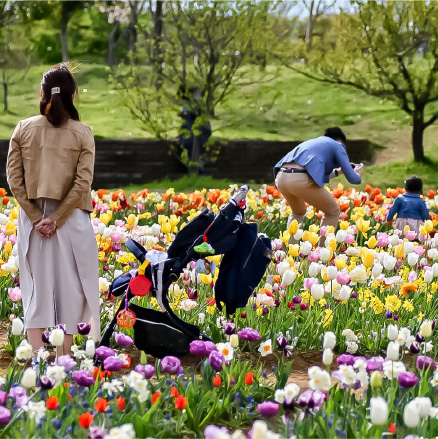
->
[285,1,438,162]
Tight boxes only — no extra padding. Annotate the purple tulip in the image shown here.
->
[204,341,218,354]
[8,386,25,399]
[409,342,421,354]
[16,395,28,408]
[114,332,133,348]
[88,425,107,439]
[95,346,115,361]
[366,356,385,372]
[209,351,224,372]
[224,322,236,335]
[292,296,301,304]
[135,364,155,379]
[161,356,183,375]
[277,335,287,349]
[417,355,436,371]
[351,292,358,298]
[39,376,55,390]
[298,389,326,409]
[55,324,67,334]
[77,323,91,336]
[398,371,419,389]
[385,311,393,319]
[103,356,124,372]
[204,426,230,439]
[416,333,425,343]
[237,327,261,342]
[337,354,356,366]
[257,401,279,418]
[394,315,399,321]
[42,331,51,344]
[0,407,10,425]
[56,355,77,372]
[0,391,7,406]
[190,340,208,357]
[73,370,95,387]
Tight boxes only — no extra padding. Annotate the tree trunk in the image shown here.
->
[305,0,315,53]
[60,4,69,62]
[188,134,202,176]
[153,0,164,89]
[412,112,425,162]
[3,82,7,113]
[108,21,120,67]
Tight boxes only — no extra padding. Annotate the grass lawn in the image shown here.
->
[2,64,438,192]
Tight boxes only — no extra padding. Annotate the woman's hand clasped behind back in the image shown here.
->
[34,218,57,238]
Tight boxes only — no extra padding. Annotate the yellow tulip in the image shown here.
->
[169,215,180,227]
[288,220,299,235]
[280,230,291,243]
[127,214,136,227]
[321,268,330,282]
[367,236,377,249]
[288,244,300,257]
[325,225,335,236]
[335,257,347,270]
[340,221,349,230]
[424,220,434,233]
[356,218,370,236]
[309,224,320,234]
[161,222,171,234]
[302,230,310,242]
[308,232,319,245]
[403,225,410,235]
[158,215,168,225]
[4,241,12,254]
[10,207,18,220]
[362,250,374,268]
[419,225,427,236]
[5,222,16,236]
[395,244,404,260]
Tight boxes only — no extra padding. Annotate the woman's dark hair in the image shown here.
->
[40,63,79,127]
[405,176,423,194]
[324,127,347,143]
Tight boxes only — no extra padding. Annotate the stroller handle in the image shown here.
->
[231,185,249,205]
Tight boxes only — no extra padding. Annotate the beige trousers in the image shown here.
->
[276,171,340,231]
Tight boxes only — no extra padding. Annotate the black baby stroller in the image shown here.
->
[98,185,272,358]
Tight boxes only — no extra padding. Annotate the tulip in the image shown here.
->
[39,376,55,390]
[339,285,351,301]
[161,356,183,375]
[238,328,260,341]
[322,349,333,366]
[21,368,36,389]
[190,340,208,357]
[257,401,279,418]
[73,370,95,387]
[323,332,336,350]
[85,339,95,357]
[308,262,320,277]
[11,318,23,336]
[0,407,10,425]
[387,325,398,341]
[404,401,420,428]
[77,323,91,336]
[386,341,399,361]
[409,342,421,354]
[230,334,239,348]
[319,248,331,262]
[224,322,236,336]
[337,354,356,366]
[362,251,374,268]
[114,332,133,348]
[417,356,436,371]
[372,263,383,278]
[370,396,388,425]
[95,346,115,361]
[407,253,419,266]
[282,269,296,286]
[398,371,419,389]
[424,269,433,283]
[57,355,77,372]
[209,351,224,372]
[336,272,350,285]
[370,371,382,388]
[49,329,64,347]
[0,391,7,406]
[311,284,324,300]
[415,397,432,418]
[103,356,124,372]
[420,321,433,338]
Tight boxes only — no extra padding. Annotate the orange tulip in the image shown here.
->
[213,375,221,387]
[175,395,187,409]
[244,372,254,385]
[152,392,161,404]
[115,396,125,410]
[46,396,59,410]
[95,397,109,413]
[78,412,94,428]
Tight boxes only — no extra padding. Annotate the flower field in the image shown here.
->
[1,183,438,438]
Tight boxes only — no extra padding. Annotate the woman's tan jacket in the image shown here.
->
[7,115,95,228]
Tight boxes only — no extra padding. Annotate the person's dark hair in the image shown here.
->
[40,63,79,127]
[405,176,423,194]
[324,127,347,143]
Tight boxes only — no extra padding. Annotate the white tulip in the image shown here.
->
[372,263,383,278]
[151,223,161,236]
[370,396,388,425]
[49,329,65,347]
[16,340,33,361]
[311,284,324,300]
[428,249,438,261]
[346,247,359,257]
[308,262,321,277]
[383,255,397,271]
[424,269,433,283]
[230,334,239,348]
[300,241,312,256]
[388,234,399,246]
[432,263,438,277]
[282,269,296,286]
[0,213,8,225]
[12,245,18,257]
[322,348,333,366]
[319,248,331,262]
[326,266,338,280]
[415,397,432,418]
[97,222,106,235]
[407,252,419,266]
[404,400,421,428]
[21,368,37,388]
[276,261,290,276]
[293,229,304,241]
[274,250,286,262]
[387,325,398,341]
[339,285,351,301]
[323,331,336,350]
[85,339,95,357]
[103,227,112,238]
[11,318,24,336]
[404,241,414,256]
[386,341,399,361]
[335,229,347,243]
[420,321,433,338]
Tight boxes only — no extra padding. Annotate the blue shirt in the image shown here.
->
[274,136,361,187]
[387,193,430,221]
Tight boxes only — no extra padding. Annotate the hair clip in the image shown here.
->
[51,87,60,94]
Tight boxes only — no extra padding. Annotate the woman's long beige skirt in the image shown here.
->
[17,198,100,340]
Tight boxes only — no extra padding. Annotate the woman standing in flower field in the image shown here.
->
[6,64,100,355]
[387,176,430,237]
[274,127,364,237]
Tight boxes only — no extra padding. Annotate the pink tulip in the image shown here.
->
[377,233,389,247]
[303,277,319,291]
[308,250,320,263]
[9,235,16,245]
[111,232,123,244]
[336,272,351,285]
[92,218,100,226]
[137,203,144,212]
[414,246,425,256]
[115,220,125,227]
[405,230,416,241]
[320,226,327,236]
[8,287,21,302]
[273,283,279,292]
[408,271,418,282]
[273,239,283,250]
[344,235,355,244]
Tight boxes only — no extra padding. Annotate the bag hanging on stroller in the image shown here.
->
[98,185,272,359]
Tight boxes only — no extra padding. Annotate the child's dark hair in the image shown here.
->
[40,63,79,127]
[324,127,347,143]
[405,176,423,194]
